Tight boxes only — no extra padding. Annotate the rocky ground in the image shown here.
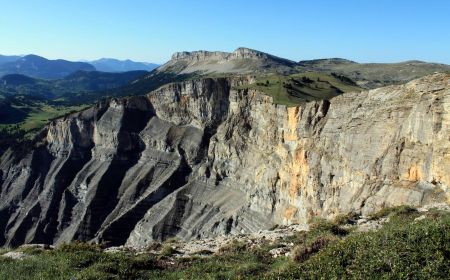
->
[4,203,449,261]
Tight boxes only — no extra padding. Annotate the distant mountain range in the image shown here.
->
[2,50,448,88]
[90,58,159,72]
[0,55,22,65]
[0,55,95,79]
[0,70,148,102]
[0,54,159,79]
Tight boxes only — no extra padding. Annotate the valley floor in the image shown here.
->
[0,204,449,279]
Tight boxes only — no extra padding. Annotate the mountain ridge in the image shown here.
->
[0,55,95,80]
[2,50,449,89]
[0,55,22,65]
[154,47,450,90]
[159,47,297,75]
[0,70,148,100]
[0,54,159,78]
[298,58,450,88]
[90,58,159,72]
[170,47,296,63]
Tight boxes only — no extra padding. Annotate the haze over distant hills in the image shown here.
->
[90,58,159,72]
[0,70,147,101]
[0,55,95,79]
[1,50,449,88]
[0,55,22,65]
[0,54,158,79]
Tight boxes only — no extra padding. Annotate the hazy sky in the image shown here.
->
[1,0,449,64]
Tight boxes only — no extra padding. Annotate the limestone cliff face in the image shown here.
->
[0,74,449,247]
[171,48,284,62]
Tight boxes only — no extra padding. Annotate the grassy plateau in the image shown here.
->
[234,72,362,106]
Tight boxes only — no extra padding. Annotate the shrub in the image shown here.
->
[164,237,180,244]
[145,242,162,252]
[333,212,359,225]
[309,217,349,236]
[56,241,102,252]
[160,244,178,257]
[193,249,214,255]
[217,240,249,255]
[369,205,417,220]
[269,224,280,230]
[292,235,336,262]
[273,210,450,279]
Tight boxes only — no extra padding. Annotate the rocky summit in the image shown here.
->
[0,71,449,248]
[157,47,296,75]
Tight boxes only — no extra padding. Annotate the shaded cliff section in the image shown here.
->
[1,75,450,248]
[0,78,233,247]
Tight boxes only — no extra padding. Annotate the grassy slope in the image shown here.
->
[0,206,448,279]
[0,101,88,136]
[234,72,362,106]
[18,104,88,132]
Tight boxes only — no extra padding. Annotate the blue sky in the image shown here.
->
[0,0,449,64]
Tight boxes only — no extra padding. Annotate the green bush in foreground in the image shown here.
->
[274,211,450,279]
[0,207,449,279]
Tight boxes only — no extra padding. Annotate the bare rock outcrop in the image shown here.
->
[161,47,296,74]
[0,73,449,248]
